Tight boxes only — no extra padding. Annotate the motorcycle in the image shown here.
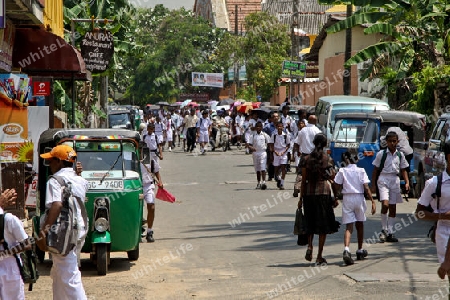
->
[209,125,230,152]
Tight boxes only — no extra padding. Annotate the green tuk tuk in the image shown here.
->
[34,128,143,275]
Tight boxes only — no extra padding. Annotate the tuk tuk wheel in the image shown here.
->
[127,244,139,261]
[96,243,108,276]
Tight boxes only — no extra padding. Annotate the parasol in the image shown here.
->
[218,98,234,106]
[156,101,170,106]
[180,99,192,108]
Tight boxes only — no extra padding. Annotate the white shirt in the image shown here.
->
[418,172,450,227]
[154,122,165,134]
[295,124,321,154]
[0,207,28,275]
[235,115,243,128]
[249,131,270,152]
[270,131,290,151]
[197,117,212,132]
[281,115,292,132]
[334,164,370,194]
[372,149,409,175]
[144,133,159,150]
[44,167,89,240]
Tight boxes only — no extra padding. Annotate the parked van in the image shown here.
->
[315,95,390,141]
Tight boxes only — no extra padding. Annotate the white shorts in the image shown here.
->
[235,127,242,136]
[143,184,155,204]
[341,194,367,224]
[377,174,402,204]
[150,152,161,173]
[156,133,164,143]
[253,151,267,172]
[436,223,450,263]
[198,131,209,143]
[273,152,288,166]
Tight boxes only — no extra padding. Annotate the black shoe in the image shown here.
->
[146,231,155,243]
[343,250,354,265]
[276,178,281,188]
[379,229,388,243]
[293,189,299,197]
[261,183,267,190]
[356,249,368,260]
[268,178,273,182]
[279,185,284,190]
[386,234,398,242]
[141,226,146,237]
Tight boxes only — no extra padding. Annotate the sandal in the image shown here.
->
[305,249,313,262]
[315,258,327,266]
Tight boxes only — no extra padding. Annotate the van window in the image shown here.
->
[333,119,378,143]
[329,103,389,130]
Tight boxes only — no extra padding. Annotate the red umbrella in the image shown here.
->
[187,101,199,107]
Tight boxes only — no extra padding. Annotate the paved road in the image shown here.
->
[26,146,450,300]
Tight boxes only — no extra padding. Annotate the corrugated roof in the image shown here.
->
[226,0,262,32]
[262,0,333,35]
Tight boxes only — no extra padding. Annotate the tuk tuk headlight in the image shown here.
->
[94,217,109,232]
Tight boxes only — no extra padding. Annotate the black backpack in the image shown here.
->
[0,214,39,291]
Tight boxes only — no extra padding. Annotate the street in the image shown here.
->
[26,147,449,300]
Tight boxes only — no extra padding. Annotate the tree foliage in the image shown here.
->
[215,12,290,101]
[127,7,225,106]
[320,0,450,113]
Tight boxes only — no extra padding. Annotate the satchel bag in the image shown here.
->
[293,208,308,246]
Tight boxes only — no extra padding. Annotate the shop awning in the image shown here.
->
[12,27,92,81]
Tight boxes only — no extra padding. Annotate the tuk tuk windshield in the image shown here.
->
[74,141,139,178]
[333,119,378,143]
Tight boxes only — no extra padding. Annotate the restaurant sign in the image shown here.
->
[80,30,114,73]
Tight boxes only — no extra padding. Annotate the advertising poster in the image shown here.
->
[0,73,32,163]
[192,72,224,88]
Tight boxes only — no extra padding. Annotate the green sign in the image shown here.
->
[281,60,306,77]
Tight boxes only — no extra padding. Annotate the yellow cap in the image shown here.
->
[40,145,77,162]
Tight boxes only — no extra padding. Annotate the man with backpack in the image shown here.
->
[37,144,88,300]
[416,140,450,279]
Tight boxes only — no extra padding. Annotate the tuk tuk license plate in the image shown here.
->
[88,180,124,190]
[334,142,360,148]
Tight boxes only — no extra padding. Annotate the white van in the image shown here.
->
[315,95,390,141]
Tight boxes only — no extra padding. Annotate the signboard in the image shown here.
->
[0,20,14,71]
[80,29,114,73]
[192,72,224,88]
[281,60,307,77]
[179,93,209,102]
[239,65,247,81]
[33,81,50,96]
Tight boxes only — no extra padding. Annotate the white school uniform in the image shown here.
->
[44,167,88,300]
[0,208,27,300]
[154,122,166,143]
[418,172,450,263]
[165,119,173,142]
[372,149,409,204]
[249,131,270,172]
[196,117,212,143]
[141,163,155,204]
[334,164,370,224]
[270,132,290,166]
[144,133,161,173]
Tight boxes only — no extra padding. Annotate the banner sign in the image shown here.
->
[81,30,114,73]
[192,72,224,88]
[33,81,50,96]
[281,60,307,77]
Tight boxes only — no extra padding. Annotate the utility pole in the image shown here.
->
[234,5,239,99]
[290,0,299,102]
[343,5,352,95]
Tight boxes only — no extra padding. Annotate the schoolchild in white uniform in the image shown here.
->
[417,141,450,278]
[0,205,28,300]
[234,112,244,146]
[334,151,376,265]
[165,113,174,151]
[154,115,166,145]
[144,123,164,184]
[38,144,88,300]
[248,121,270,190]
[371,131,409,243]
[270,122,291,190]
[140,161,157,243]
[196,110,212,155]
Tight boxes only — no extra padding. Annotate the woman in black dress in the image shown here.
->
[300,133,340,265]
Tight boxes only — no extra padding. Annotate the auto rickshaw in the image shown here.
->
[330,110,427,197]
[34,128,143,275]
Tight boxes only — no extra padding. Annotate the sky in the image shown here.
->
[132,0,196,10]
